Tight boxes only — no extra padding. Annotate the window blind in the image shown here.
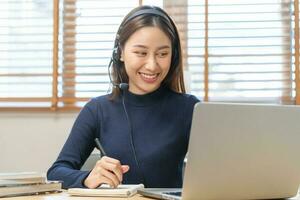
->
[58,0,140,108]
[292,0,300,104]
[189,0,297,104]
[0,0,299,110]
[0,0,53,108]
[163,0,188,69]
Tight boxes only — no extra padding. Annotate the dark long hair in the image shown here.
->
[109,5,185,100]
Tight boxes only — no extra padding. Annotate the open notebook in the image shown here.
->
[68,184,144,197]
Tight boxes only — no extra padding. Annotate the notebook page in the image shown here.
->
[68,184,144,197]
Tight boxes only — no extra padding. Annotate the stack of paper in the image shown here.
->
[0,172,61,197]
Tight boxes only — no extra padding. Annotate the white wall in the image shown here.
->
[0,111,78,173]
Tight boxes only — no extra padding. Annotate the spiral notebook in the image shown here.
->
[68,184,144,197]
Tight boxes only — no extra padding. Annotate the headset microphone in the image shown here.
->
[107,58,129,91]
[119,83,129,91]
[111,81,129,91]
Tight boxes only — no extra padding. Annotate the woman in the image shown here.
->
[47,5,199,189]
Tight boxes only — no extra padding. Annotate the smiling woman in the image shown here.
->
[47,5,200,189]
[108,4,186,100]
[121,27,172,94]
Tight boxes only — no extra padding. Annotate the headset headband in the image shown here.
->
[121,8,171,28]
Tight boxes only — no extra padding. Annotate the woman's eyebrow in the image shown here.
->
[132,44,171,50]
[157,45,171,50]
[132,44,148,49]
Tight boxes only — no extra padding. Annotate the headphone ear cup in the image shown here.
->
[112,47,120,64]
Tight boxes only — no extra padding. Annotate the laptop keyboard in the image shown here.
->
[164,191,182,197]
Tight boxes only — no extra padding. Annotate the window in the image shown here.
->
[189,0,299,104]
[58,0,140,108]
[0,0,299,110]
[0,0,53,108]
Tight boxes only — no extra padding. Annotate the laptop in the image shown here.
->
[138,102,300,200]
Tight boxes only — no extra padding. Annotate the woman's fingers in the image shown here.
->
[121,165,130,173]
[101,156,124,182]
[98,175,115,188]
[84,156,130,189]
[98,166,120,187]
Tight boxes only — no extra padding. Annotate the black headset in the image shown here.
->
[108,6,181,91]
[106,6,180,186]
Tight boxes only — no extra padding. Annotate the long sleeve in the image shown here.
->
[47,86,199,188]
[47,99,99,188]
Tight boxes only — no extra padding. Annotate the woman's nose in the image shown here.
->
[144,55,158,71]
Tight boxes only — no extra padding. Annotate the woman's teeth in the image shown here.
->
[140,72,158,79]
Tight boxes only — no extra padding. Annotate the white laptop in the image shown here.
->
[138,102,300,200]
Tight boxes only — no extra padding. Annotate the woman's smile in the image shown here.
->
[138,72,160,83]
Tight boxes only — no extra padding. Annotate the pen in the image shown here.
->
[94,138,107,157]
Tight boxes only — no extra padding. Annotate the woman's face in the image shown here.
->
[121,26,172,95]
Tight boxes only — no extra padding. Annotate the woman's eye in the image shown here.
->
[157,52,169,58]
[134,51,147,56]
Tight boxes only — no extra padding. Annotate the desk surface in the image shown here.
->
[0,191,152,200]
[2,190,300,200]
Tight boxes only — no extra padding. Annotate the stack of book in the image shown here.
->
[0,172,61,197]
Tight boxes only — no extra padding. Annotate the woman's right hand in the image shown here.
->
[83,156,130,189]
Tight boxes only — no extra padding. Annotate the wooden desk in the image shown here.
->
[0,191,152,200]
[1,190,299,200]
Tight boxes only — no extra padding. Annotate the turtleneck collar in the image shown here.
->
[122,85,169,107]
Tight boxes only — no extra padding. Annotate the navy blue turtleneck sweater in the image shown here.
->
[47,86,199,189]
